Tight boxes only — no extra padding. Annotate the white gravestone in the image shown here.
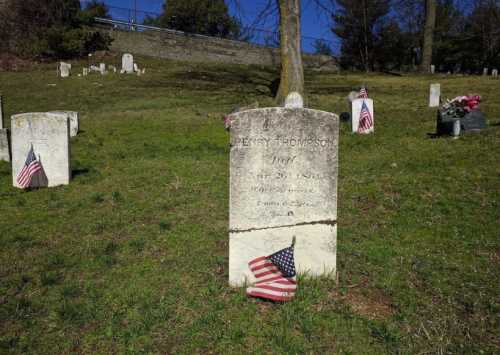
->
[0,95,3,129]
[83,68,88,76]
[11,112,70,188]
[49,111,79,137]
[59,62,71,78]
[430,65,435,74]
[133,63,139,72]
[492,69,498,78]
[228,107,339,286]
[483,68,488,76]
[99,63,106,75]
[429,83,441,107]
[0,129,9,162]
[122,53,134,74]
[284,92,304,108]
[351,98,374,134]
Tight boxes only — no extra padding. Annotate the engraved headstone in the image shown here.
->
[122,53,134,74]
[228,107,339,286]
[430,64,435,74]
[284,92,304,108]
[49,111,79,137]
[429,83,440,107]
[351,98,374,134]
[0,128,9,162]
[11,112,70,188]
[59,62,71,78]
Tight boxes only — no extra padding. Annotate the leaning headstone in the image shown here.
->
[483,68,488,76]
[59,62,71,78]
[429,83,441,107]
[0,128,9,162]
[284,91,304,108]
[121,53,134,74]
[352,98,374,134]
[492,69,498,78]
[11,112,70,188]
[430,65,435,74]
[49,111,79,137]
[227,103,339,286]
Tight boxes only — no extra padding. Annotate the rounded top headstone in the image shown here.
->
[284,92,304,108]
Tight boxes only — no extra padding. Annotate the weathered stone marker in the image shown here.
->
[49,111,79,137]
[0,129,9,162]
[492,69,498,78]
[11,112,70,188]
[351,98,374,134]
[83,68,88,76]
[59,62,71,78]
[284,91,304,108]
[429,83,441,107]
[430,64,435,74]
[228,104,339,286]
[121,53,134,74]
[483,68,488,76]
[99,63,106,75]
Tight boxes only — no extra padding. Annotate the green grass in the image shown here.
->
[1,56,499,353]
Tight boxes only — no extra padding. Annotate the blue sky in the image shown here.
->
[81,0,339,54]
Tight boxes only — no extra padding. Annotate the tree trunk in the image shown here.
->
[419,0,437,73]
[276,0,304,105]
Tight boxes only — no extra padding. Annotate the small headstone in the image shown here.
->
[492,69,498,78]
[11,112,71,188]
[59,62,71,78]
[430,65,435,74]
[227,107,339,286]
[83,68,88,76]
[351,98,374,134]
[429,83,441,107]
[483,68,488,76]
[141,68,146,74]
[284,92,304,108]
[133,63,139,72]
[49,111,79,137]
[0,128,9,162]
[122,53,134,74]
[99,63,106,75]
[0,95,3,129]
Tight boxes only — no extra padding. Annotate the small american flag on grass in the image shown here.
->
[358,87,368,98]
[16,145,42,188]
[246,240,297,302]
[357,100,373,133]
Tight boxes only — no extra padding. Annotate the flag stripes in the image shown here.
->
[357,100,374,133]
[16,146,42,188]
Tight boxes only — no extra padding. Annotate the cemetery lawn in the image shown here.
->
[1,57,499,354]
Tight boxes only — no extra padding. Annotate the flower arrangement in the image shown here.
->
[441,95,481,117]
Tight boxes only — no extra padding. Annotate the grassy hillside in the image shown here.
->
[0,57,499,353]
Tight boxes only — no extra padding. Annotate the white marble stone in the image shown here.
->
[0,95,3,129]
[430,65,435,74]
[122,53,134,74]
[0,128,9,162]
[83,68,88,76]
[49,111,79,137]
[429,83,441,107]
[492,69,498,78]
[133,63,139,72]
[483,68,488,76]
[99,63,106,74]
[59,62,71,78]
[11,112,70,188]
[284,92,304,108]
[228,107,339,286]
[351,98,374,134]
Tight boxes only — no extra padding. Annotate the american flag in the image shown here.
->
[246,241,297,302]
[16,145,42,188]
[357,100,374,133]
[358,87,368,98]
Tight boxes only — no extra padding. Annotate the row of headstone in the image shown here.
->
[60,54,144,78]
